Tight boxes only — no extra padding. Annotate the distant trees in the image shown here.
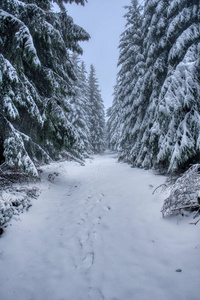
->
[88,65,106,153]
[0,0,105,176]
[106,83,122,152]
[69,53,92,159]
[107,0,200,173]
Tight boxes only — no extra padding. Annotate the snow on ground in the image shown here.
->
[0,151,199,300]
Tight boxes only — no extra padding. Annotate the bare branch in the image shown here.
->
[161,164,200,218]
[152,184,167,194]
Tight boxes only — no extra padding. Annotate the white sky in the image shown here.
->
[65,0,131,111]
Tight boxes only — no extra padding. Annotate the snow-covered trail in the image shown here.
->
[0,151,200,300]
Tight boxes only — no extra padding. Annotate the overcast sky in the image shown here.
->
[64,0,131,111]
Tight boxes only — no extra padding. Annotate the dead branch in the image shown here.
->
[170,204,200,212]
[152,184,167,194]
[193,208,200,219]
[161,164,200,218]
[189,218,200,225]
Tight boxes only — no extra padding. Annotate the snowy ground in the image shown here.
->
[0,151,199,300]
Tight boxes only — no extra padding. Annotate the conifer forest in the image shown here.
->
[0,1,200,299]
[0,0,200,177]
[107,0,200,174]
[0,0,105,177]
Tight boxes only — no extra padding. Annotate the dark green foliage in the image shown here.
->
[55,0,87,12]
[0,0,90,176]
[107,0,200,173]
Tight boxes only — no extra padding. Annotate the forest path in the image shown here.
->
[0,151,199,300]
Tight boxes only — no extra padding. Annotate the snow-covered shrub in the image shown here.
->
[0,161,40,226]
[0,186,39,226]
[161,164,200,217]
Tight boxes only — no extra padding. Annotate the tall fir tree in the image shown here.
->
[0,0,89,175]
[107,82,122,152]
[88,65,105,154]
[132,0,170,169]
[108,0,200,173]
[154,0,200,172]
[69,53,92,158]
[116,0,144,162]
[138,0,200,172]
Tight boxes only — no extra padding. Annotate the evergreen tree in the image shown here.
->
[108,0,200,173]
[139,0,200,172]
[79,61,92,139]
[69,53,92,158]
[155,0,200,172]
[132,0,170,169]
[0,0,89,175]
[107,82,122,152]
[88,65,105,153]
[107,0,144,160]
[116,0,144,162]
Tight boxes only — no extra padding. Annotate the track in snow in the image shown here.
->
[0,151,199,300]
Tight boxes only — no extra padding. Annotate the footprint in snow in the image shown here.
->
[107,206,111,211]
[80,230,90,244]
[77,218,85,225]
[81,252,94,269]
[94,216,101,225]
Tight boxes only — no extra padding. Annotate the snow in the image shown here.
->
[0,10,40,68]
[0,151,199,300]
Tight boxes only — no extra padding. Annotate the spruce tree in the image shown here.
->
[0,0,89,175]
[133,0,170,169]
[155,0,200,172]
[107,82,122,152]
[139,0,200,172]
[116,0,144,162]
[108,0,200,173]
[88,65,105,154]
[69,53,92,158]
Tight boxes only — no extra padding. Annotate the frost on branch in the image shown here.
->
[1,117,51,177]
[0,0,92,175]
[107,0,200,173]
[0,184,40,227]
[161,164,200,218]
[0,10,41,69]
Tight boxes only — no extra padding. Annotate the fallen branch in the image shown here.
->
[189,218,200,225]
[193,208,200,219]
[152,184,167,194]
[170,204,200,212]
[161,164,200,217]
